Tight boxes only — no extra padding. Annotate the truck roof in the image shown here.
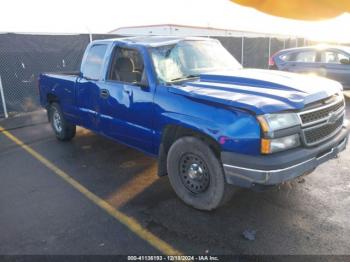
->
[91,36,217,47]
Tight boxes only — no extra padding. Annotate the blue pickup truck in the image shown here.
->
[39,36,349,210]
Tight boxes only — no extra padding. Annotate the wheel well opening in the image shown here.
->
[46,94,59,121]
[47,94,59,105]
[157,125,221,177]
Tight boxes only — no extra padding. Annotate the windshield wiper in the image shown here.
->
[170,74,200,82]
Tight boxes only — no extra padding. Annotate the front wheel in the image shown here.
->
[49,103,76,141]
[167,136,234,210]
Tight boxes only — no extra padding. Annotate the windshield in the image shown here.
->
[150,40,242,83]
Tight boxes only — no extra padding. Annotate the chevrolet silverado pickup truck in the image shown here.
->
[39,36,349,210]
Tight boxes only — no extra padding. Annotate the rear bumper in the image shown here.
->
[222,126,349,188]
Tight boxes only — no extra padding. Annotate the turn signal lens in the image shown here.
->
[261,138,271,154]
[261,134,300,154]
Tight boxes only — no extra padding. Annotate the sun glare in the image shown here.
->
[0,0,349,44]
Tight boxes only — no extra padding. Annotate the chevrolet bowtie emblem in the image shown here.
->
[327,112,338,125]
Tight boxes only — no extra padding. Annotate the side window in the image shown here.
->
[279,53,292,62]
[338,52,350,61]
[295,50,317,63]
[320,50,350,64]
[82,44,107,80]
[108,47,145,84]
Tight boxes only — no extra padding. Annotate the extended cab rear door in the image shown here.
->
[77,44,108,131]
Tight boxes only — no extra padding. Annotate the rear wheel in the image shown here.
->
[49,103,76,141]
[167,136,234,210]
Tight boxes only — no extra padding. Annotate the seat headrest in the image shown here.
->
[115,57,134,72]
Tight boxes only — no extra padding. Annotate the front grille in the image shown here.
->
[300,100,344,125]
[303,115,343,145]
[299,96,345,146]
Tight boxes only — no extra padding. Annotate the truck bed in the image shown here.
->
[39,72,79,112]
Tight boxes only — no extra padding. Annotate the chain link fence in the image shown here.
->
[214,36,307,68]
[0,33,123,117]
[0,33,319,118]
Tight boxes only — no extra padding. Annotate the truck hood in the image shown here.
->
[168,69,343,114]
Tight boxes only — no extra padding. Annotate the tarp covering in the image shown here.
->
[0,34,123,116]
[0,34,87,115]
[214,37,243,63]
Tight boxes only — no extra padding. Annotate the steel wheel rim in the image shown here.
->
[179,153,210,194]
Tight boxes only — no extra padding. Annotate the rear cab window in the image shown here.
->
[82,44,108,80]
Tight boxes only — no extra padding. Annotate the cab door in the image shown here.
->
[98,44,155,152]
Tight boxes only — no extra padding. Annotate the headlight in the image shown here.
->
[257,113,300,133]
[261,134,300,154]
[257,113,301,154]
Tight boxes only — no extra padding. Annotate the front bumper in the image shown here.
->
[222,126,349,188]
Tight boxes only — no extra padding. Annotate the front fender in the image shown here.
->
[156,106,261,155]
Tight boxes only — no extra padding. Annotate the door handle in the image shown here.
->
[100,89,110,99]
[123,86,132,95]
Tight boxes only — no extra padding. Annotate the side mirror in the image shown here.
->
[340,58,350,65]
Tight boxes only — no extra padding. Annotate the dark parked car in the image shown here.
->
[269,46,350,90]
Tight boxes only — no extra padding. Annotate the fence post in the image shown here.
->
[241,36,244,66]
[86,26,93,43]
[268,37,271,69]
[0,75,8,118]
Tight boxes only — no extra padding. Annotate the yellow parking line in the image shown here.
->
[107,165,158,208]
[0,126,182,256]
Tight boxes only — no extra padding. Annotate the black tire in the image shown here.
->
[167,136,234,211]
[49,102,76,141]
